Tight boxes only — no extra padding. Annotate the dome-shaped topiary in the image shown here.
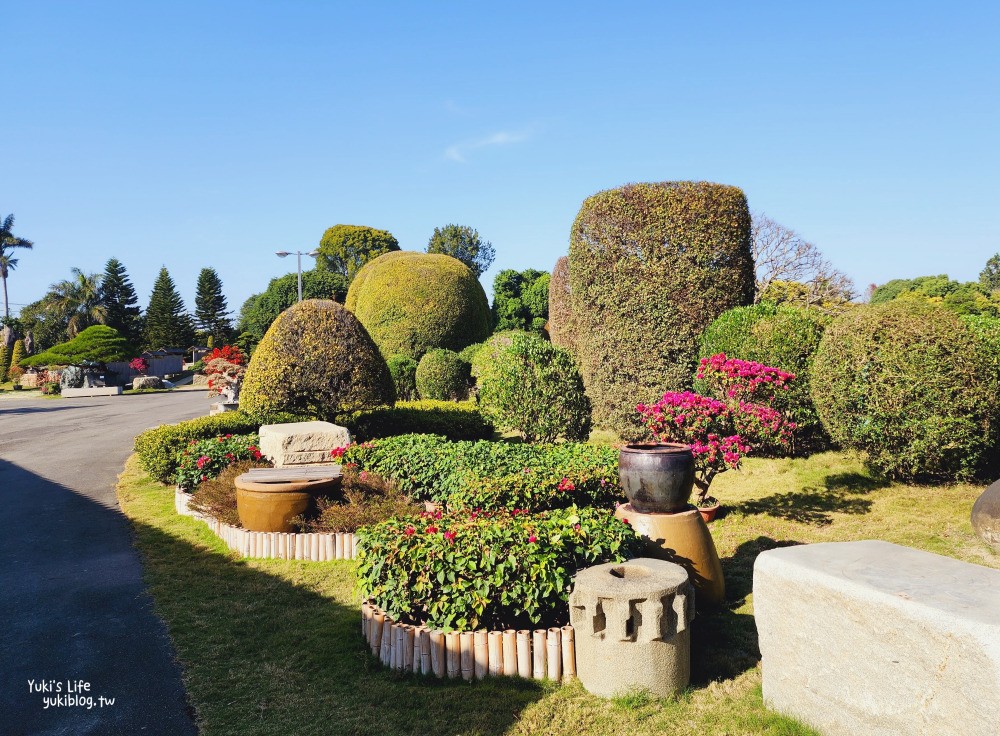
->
[810,300,1000,480]
[415,349,470,401]
[698,302,830,452]
[345,251,491,360]
[240,299,394,422]
[568,181,756,439]
[478,332,592,443]
[469,330,535,383]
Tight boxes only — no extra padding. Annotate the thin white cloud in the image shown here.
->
[445,129,532,163]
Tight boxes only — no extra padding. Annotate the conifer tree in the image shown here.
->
[100,258,143,345]
[194,267,232,343]
[144,267,194,349]
[0,343,10,382]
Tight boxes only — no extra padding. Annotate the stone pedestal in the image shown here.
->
[615,504,725,605]
[209,401,239,416]
[569,557,694,698]
[971,478,1000,551]
[259,421,352,467]
[755,540,1000,736]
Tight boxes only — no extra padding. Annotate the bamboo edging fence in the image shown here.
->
[176,488,359,561]
[361,602,576,683]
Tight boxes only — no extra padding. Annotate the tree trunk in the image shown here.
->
[2,272,9,319]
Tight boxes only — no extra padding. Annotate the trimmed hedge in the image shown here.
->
[568,181,755,439]
[343,433,621,511]
[345,251,491,360]
[810,300,1000,480]
[356,505,641,630]
[415,349,470,400]
[344,400,494,442]
[22,325,133,367]
[134,412,264,484]
[386,355,418,401]
[698,302,830,452]
[240,299,394,422]
[477,332,591,442]
[548,255,577,354]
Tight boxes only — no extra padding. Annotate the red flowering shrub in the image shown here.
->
[637,354,796,503]
[175,433,264,490]
[129,357,149,374]
[356,505,641,630]
[206,345,245,366]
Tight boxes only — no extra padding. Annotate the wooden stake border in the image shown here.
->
[360,601,576,683]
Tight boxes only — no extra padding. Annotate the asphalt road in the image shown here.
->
[0,390,212,735]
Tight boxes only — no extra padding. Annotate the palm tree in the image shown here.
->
[0,214,34,319]
[47,268,106,337]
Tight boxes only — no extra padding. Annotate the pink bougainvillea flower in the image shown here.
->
[403,526,415,536]
[528,534,537,543]
[443,530,456,544]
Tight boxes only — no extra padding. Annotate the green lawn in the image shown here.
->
[116,451,997,736]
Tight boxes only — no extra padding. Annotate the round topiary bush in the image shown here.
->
[386,355,418,401]
[415,349,470,401]
[810,300,1000,480]
[568,181,756,439]
[698,302,830,452]
[240,299,395,422]
[478,332,591,442]
[345,251,491,360]
[469,329,534,383]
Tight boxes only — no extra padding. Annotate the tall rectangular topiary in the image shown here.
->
[568,181,755,439]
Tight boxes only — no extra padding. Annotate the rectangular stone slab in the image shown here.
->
[754,540,1000,736]
[259,421,351,468]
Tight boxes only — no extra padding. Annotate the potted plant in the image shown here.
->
[636,353,796,521]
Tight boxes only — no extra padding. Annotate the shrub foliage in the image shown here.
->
[386,355,418,401]
[344,400,494,442]
[548,256,577,354]
[175,433,263,490]
[568,181,755,438]
[345,251,491,360]
[21,325,133,367]
[698,302,829,451]
[415,349,470,401]
[810,300,1000,480]
[240,299,394,422]
[356,505,641,630]
[477,332,591,442]
[303,467,421,533]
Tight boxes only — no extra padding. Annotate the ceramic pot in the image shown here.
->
[698,500,721,523]
[234,476,338,532]
[619,443,695,513]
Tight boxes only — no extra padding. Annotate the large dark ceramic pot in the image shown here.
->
[619,443,695,513]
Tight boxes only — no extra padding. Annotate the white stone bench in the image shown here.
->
[61,386,123,398]
[754,540,1000,736]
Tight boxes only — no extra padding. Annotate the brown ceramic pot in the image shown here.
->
[234,475,339,532]
[619,443,695,513]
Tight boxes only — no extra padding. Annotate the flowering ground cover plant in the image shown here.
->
[356,505,641,630]
[637,353,796,504]
[342,434,621,511]
[175,433,263,490]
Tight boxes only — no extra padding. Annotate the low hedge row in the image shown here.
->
[356,505,640,630]
[344,401,493,442]
[342,433,621,511]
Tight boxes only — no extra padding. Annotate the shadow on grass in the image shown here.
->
[690,536,802,686]
[123,486,547,736]
[731,470,888,525]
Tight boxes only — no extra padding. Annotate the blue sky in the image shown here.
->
[3,2,998,317]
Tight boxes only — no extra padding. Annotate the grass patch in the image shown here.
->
[117,450,997,735]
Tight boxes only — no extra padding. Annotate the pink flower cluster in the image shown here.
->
[697,353,794,402]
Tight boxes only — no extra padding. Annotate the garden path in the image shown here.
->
[0,391,210,735]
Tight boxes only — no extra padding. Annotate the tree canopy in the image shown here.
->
[0,213,33,319]
[194,267,232,343]
[491,268,550,332]
[981,253,1000,292]
[236,269,348,344]
[101,258,143,346]
[870,274,999,317]
[316,224,399,281]
[21,325,133,367]
[426,224,495,277]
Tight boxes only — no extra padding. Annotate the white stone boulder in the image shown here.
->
[754,540,1000,736]
[258,421,351,467]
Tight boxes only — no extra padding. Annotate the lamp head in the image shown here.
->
[308,250,320,257]
[275,251,290,258]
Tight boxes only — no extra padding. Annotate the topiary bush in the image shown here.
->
[477,332,591,442]
[134,412,266,484]
[810,300,1000,480]
[698,302,830,452]
[0,343,10,382]
[356,505,641,630]
[344,400,494,442]
[963,314,1000,378]
[386,355,418,401]
[345,251,491,360]
[415,349,470,401]
[469,330,534,383]
[568,181,755,439]
[240,299,394,423]
[343,433,621,511]
[548,256,577,354]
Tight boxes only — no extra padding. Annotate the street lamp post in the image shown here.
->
[275,249,320,302]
